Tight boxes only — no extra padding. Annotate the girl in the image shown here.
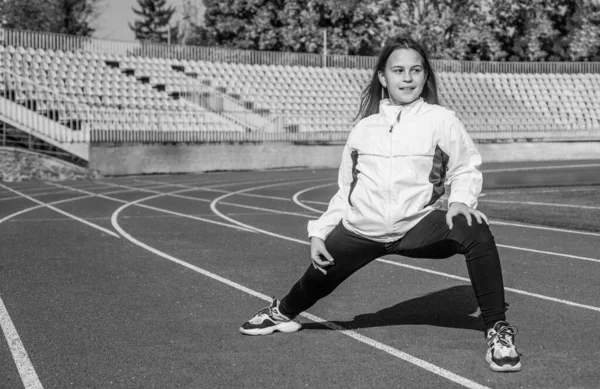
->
[240,35,522,373]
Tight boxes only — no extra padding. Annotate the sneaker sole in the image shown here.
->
[239,321,302,336]
[486,354,522,372]
[489,361,522,372]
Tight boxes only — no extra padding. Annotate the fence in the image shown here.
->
[4,28,600,73]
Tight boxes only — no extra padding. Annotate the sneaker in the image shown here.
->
[485,321,522,372]
[239,298,302,336]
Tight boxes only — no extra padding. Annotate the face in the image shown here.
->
[378,48,426,105]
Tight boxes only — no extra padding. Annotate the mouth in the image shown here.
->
[399,87,415,92]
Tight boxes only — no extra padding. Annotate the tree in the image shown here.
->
[0,0,56,31]
[129,0,179,43]
[0,0,100,35]
[54,0,98,36]
[379,0,499,60]
[568,1,600,60]
[486,0,585,61]
[200,0,384,55]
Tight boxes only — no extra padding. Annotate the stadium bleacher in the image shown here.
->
[2,33,600,163]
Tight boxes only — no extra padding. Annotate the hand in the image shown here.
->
[446,202,489,230]
[310,237,335,275]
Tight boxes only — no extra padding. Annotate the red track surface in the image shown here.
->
[1,160,599,389]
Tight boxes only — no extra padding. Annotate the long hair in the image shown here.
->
[354,35,439,121]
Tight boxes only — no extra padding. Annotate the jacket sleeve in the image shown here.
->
[440,114,483,209]
[307,142,353,240]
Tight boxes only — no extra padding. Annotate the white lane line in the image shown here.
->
[0,183,120,238]
[45,183,256,234]
[105,181,600,265]
[136,177,333,202]
[209,183,600,313]
[479,198,600,210]
[376,258,600,313]
[481,163,600,173]
[491,220,600,238]
[0,187,174,226]
[484,187,599,196]
[295,192,600,238]
[292,183,336,213]
[94,182,314,218]
[0,184,173,203]
[112,191,490,389]
[0,297,43,389]
[496,244,600,264]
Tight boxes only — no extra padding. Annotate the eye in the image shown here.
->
[411,68,422,73]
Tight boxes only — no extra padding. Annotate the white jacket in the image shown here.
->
[307,98,483,243]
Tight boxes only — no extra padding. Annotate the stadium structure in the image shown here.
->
[1,28,599,175]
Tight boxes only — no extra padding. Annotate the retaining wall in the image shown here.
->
[90,141,600,176]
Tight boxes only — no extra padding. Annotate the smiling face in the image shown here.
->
[378,48,426,105]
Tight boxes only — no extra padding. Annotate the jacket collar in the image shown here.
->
[379,98,424,125]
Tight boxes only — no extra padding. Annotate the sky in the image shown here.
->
[93,0,202,42]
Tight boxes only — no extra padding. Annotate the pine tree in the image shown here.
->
[129,0,179,43]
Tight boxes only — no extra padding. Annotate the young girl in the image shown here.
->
[240,35,522,373]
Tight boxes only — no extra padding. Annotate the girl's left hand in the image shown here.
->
[446,202,489,230]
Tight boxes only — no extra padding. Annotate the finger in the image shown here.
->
[312,254,334,267]
[480,212,489,225]
[321,249,335,264]
[472,210,483,224]
[445,213,453,230]
[313,247,334,264]
[463,211,472,226]
[312,260,327,275]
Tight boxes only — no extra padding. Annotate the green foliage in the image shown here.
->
[0,0,98,36]
[129,0,179,43]
[200,0,383,55]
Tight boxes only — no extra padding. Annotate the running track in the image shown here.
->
[1,160,599,389]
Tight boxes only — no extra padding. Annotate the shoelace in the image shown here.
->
[487,324,518,348]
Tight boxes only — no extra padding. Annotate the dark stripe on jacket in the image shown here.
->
[348,150,359,207]
[425,145,449,207]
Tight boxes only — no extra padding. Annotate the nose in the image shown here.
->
[402,70,412,83]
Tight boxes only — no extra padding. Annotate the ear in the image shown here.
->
[377,70,386,88]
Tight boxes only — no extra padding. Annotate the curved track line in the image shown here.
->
[46,182,256,233]
[209,183,600,313]
[0,183,119,238]
[210,180,325,243]
[295,187,600,238]
[292,183,336,213]
[113,185,490,389]
[0,186,160,389]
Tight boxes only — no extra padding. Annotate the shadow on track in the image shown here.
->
[302,285,488,332]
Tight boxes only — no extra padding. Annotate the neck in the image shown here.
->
[390,96,421,106]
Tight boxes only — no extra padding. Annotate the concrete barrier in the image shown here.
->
[90,141,600,176]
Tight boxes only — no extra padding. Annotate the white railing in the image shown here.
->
[0,68,90,142]
[4,27,600,73]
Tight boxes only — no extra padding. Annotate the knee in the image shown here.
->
[452,216,496,248]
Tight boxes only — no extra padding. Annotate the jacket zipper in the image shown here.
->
[388,110,401,231]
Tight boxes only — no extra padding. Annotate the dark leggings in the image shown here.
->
[279,210,507,328]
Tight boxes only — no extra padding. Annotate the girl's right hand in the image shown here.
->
[310,237,335,275]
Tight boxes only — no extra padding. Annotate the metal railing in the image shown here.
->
[0,68,90,143]
[4,27,600,73]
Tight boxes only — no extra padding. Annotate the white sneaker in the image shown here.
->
[239,298,302,336]
[485,321,522,372]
